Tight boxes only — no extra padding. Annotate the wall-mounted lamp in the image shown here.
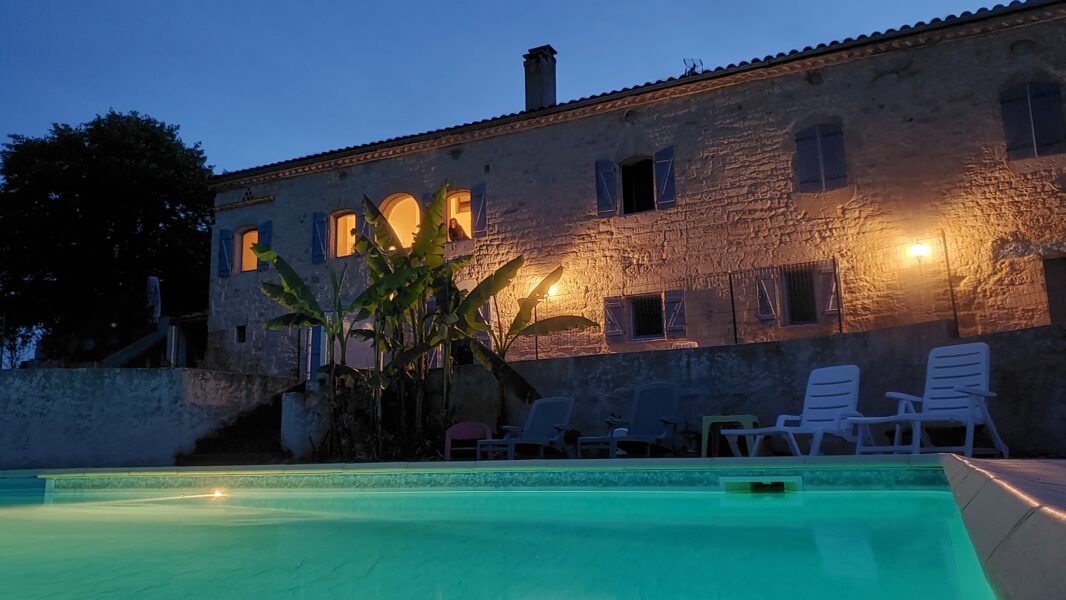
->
[547,284,559,297]
[908,243,932,261]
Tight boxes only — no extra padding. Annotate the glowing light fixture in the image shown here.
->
[212,489,225,499]
[908,243,932,260]
[547,284,559,297]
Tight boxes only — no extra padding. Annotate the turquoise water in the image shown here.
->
[0,482,993,599]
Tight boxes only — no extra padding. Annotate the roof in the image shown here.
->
[212,0,1065,190]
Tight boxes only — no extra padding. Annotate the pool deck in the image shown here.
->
[942,455,1066,600]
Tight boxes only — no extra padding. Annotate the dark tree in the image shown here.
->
[0,111,213,363]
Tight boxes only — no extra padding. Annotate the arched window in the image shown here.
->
[380,194,420,249]
[446,189,472,241]
[238,228,259,272]
[332,211,357,257]
[1001,82,1065,159]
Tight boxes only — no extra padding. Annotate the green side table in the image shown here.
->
[701,414,760,457]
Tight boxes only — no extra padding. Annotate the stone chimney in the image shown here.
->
[523,45,557,111]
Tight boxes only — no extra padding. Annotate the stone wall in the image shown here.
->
[206,11,1066,377]
[0,369,292,469]
[436,322,1066,457]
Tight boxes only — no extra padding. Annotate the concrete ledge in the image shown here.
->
[942,455,1066,600]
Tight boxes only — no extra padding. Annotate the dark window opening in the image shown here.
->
[621,158,655,214]
[1045,258,1066,325]
[630,295,664,338]
[235,325,247,344]
[783,266,817,325]
[1001,83,1066,160]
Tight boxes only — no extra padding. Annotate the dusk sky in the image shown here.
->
[1,0,988,174]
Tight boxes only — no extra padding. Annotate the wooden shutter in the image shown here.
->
[820,262,840,314]
[794,126,824,192]
[470,183,487,238]
[217,229,232,278]
[311,212,327,264]
[756,270,778,321]
[257,220,272,271]
[595,159,617,217]
[819,125,847,190]
[604,296,626,340]
[664,289,686,337]
[426,297,440,368]
[1001,84,1035,160]
[1030,83,1066,156]
[654,146,676,209]
[473,301,493,348]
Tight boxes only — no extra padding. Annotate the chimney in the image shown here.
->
[523,45,557,111]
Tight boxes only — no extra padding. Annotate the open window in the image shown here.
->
[596,146,677,217]
[620,157,655,214]
[446,189,472,242]
[380,194,420,249]
[332,211,357,258]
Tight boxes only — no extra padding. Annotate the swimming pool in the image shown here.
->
[0,460,994,599]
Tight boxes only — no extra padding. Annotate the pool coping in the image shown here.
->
[941,454,1066,600]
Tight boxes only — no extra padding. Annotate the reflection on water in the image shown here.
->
[0,488,994,599]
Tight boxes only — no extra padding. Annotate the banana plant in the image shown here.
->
[458,258,599,427]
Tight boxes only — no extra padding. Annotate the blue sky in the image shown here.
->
[1,0,988,174]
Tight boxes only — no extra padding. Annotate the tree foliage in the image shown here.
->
[0,111,213,362]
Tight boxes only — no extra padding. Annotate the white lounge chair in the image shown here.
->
[577,382,682,458]
[850,342,1008,458]
[721,365,862,456]
[476,396,574,460]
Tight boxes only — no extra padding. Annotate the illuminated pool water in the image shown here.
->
[0,465,995,599]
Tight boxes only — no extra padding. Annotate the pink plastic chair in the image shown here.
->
[444,421,493,460]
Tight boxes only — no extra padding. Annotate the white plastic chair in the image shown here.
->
[476,397,574,460]
[721,365,862,456]
[850,342,1008,458]
[577,382,682,458]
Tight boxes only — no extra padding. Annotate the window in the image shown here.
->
[1045,258,1066,325]
[782,265,817,325]
[794,124,846,192]
[630,295,664,339]
[446,190,472,241]
[596,146,676,217]
[380,194,420,249]
[621,158,655,214]
[235,325,247,344]
[1001,83,1066,160]
[239,229,259,272]
[333,211,357,257]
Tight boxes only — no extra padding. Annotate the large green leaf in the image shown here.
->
[509,266,564,337]
[261,282,302,311]
[459,256,524,332]
[517,315,599,337]
[252,244,324,318]
[264,312,324,330]
[469,339,540,405]
[410,183,447,268]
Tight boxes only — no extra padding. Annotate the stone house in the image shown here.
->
[206,1,1066,378]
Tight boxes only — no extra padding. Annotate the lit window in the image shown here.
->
[333,212,357,257]
[239,229,259,272]
[630,295,664,339]
[620,157,655,214]
[446,190,472,241]
[380,194,420,249]
[1001,82,1066,160]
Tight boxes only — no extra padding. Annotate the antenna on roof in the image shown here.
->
[683,58,703,77]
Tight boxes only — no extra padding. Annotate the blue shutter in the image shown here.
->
[819,125,846,190]
[426,297,440,368]
[595,159,617,217]
[257,220,272,271]
[217,229,232,278]
[794,126,823,192]
[664,290,686,337]
[470,183,487,238]
[1001,85,1035,160]
[757,271,778,321]
[474,301,492,347]
[604,297,626,341]
[654,146,676,209]
[1030,83,1066,156]
[309,325,323,378]
[311,212,327,264]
